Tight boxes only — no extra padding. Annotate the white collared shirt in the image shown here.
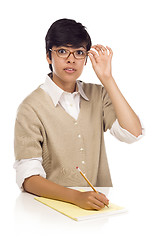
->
[40,76,89,120]
[14,75,145,189]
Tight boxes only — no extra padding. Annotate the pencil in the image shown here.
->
[76,167,109,208]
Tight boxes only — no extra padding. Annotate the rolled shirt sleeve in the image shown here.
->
[110,118,145,144]
[13,157,46,190]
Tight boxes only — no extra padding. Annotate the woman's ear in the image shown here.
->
[46,52,52,64]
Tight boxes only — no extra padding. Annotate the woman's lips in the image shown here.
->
[64,68,76,73]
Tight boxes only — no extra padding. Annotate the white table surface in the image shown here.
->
[2,185,160,240]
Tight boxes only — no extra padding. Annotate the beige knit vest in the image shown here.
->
[14,82,116,187]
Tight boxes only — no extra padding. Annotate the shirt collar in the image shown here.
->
[42,74,89,106]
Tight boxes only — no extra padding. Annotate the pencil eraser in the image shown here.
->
[76,166,78,169]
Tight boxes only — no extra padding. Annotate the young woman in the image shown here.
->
[14,18,144,210]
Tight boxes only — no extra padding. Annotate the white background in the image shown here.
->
[0,0,160,239]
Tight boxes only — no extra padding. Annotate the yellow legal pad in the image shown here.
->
[35,196,127,221]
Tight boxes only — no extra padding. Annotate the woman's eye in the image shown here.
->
[77,50,84,55]
[58,49,66,54]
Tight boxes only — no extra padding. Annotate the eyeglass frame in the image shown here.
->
[49,48,88,60]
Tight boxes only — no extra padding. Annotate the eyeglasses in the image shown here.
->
[49,48,88,59]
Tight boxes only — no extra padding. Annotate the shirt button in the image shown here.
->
[82,161,85,164]
[80,148,84,151]
[74,122,78,125]
[78,134,81,138]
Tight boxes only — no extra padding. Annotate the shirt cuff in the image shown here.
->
[110,118,145,144]
[13,157,46,190]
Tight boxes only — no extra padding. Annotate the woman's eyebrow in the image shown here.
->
[56,46,86,50]
[78,46,86,50]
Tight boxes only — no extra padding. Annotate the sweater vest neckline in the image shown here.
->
[35,86,90,124]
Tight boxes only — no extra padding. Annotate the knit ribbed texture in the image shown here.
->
[14,82,116,187]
